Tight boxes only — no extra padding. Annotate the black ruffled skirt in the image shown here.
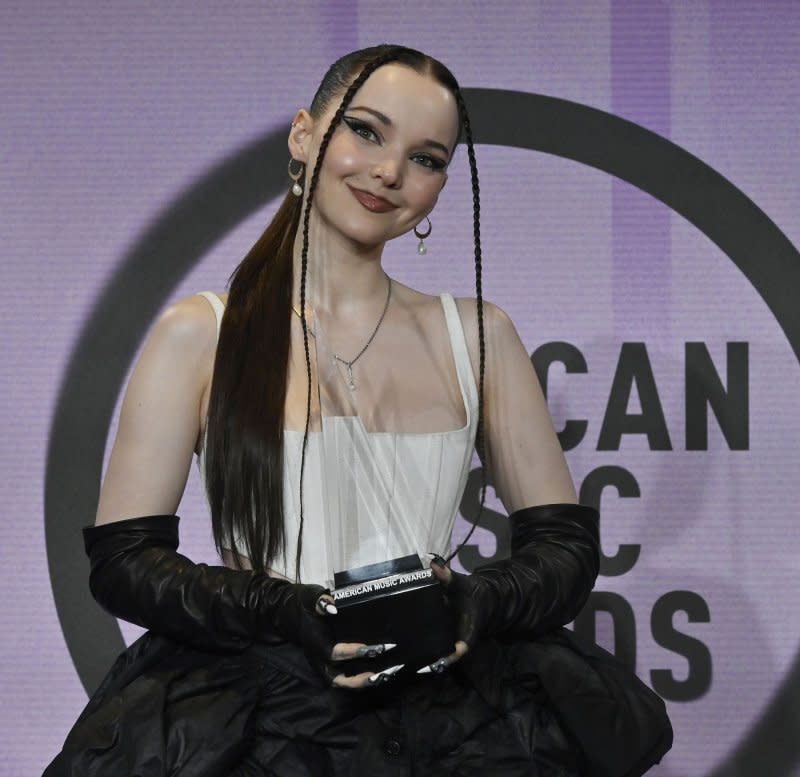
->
[43,628,671,777]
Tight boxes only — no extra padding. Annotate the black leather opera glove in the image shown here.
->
[439,503,600,650]
[83,515,336,666]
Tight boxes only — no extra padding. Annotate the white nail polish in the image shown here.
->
[384,643,397,651]
[368,663,405,684]
[323,602,338,615]
[417,665,433,674]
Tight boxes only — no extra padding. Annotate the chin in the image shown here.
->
[314,196,406,248]
[330,216,400,249]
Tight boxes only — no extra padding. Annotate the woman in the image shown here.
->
[45,45,671,776]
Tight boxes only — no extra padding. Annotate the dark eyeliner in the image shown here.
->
[415,154,447,171]
[344,116,445,170]
[342,116,378,141]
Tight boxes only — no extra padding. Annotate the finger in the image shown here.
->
[416,641,468,675]
[416,654,455,675]
[332,663,405,690]
[330,642,397,661]
[355,642,397,659]
[426,554,452,585]
[332,670,374,689]
[366,663,405,687]
[330,642,366,661]
[315,594,338,616]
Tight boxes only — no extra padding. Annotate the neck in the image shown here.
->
[291,209,389,318]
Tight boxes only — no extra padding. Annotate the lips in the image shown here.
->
[347,185,397,213]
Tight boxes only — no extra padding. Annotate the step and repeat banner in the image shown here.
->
[3,2,799,775]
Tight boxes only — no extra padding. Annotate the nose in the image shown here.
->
[370,156,402,188]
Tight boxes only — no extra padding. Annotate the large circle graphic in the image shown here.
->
[45,89,800,774]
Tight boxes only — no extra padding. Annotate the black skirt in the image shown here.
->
[43,628,671,777]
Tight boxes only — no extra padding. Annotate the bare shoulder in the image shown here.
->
[453,296,519,359]
[149,293,222,366]
[390,283,518,362]
[390,280,440,310]
[453,296,514,331]
[94,291,227,524]
[138,291,227,416]
[159,291,228,333]
[392,282,509,328]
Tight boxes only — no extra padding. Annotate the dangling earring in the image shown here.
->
[414,217,432,255]
[288,158,304,196]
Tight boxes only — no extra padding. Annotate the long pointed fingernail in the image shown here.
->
[367,663,405,685]
[417,656,452,675]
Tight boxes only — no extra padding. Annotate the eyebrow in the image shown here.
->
[347,105,452,158]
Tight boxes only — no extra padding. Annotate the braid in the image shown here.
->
[446,88,487,564]
[294,50,404,581]
[289,46,484,577]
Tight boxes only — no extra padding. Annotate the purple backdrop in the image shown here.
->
[3,2,799,775]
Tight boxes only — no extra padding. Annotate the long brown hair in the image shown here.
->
[204,45,485,577]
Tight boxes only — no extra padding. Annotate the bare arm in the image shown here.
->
[94,294,216,525]
[425,299,595,672]
[457,298,577,512]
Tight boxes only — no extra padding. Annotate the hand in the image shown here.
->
[420,556,489,675]
[302,592,404,689]
[83,514,402,688]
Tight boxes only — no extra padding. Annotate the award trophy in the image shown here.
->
[330,554,456,675]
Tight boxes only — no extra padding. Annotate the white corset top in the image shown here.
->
[196,291,479,586]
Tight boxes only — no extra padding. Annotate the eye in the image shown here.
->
[412,153,447,171]
[343,116,380,143]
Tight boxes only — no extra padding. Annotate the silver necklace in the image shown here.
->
[292,276,392,390]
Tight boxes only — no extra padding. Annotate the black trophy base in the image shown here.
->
[330,555,456,676]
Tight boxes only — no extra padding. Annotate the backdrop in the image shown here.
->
[3,2,799,775]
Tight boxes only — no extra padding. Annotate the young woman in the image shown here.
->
[45,45,671,776]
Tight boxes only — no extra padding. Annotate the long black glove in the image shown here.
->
[83,515,336,671]
[436,503,600,653]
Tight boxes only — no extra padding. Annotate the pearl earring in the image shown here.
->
[413,217,432,254]
[288,158,304,197]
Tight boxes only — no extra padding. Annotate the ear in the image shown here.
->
[288,109,314,163]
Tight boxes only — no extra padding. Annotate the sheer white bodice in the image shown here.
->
[196,290,478,587]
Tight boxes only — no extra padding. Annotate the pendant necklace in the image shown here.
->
[292,275,392,391]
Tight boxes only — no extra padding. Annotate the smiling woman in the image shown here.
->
[293,62,458,253]
[44,44,671,777]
